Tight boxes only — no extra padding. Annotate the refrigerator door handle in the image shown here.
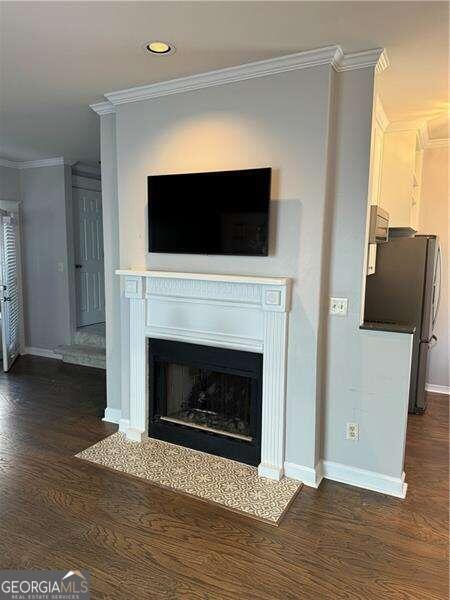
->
[432,244,442,330]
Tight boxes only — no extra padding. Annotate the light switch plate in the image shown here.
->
[329,297,348,316]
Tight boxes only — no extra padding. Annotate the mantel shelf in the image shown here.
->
[116,269,290,287]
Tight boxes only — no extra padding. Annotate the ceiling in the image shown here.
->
[1,1,448,163]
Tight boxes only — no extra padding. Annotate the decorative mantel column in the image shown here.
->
[117,269,292,480]
[123,275,148,442]
[259,302,289,480]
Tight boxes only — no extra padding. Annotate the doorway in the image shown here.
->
[57,165,106,370]
[72,169,105,327]
[0,209,22,371]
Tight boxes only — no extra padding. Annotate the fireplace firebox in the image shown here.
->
[148,339,263,465]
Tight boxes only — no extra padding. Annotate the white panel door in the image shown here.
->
[74,188,105,326]
[0,212,21,371]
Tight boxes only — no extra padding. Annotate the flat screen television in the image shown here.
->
[148,167,271,256]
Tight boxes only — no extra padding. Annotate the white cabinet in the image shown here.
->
[368,120,385,207]
[410,143,423,231]
[378,130,423,231]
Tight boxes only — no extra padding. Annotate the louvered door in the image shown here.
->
[0,212,20,371]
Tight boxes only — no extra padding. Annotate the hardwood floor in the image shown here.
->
[0,356,448,599]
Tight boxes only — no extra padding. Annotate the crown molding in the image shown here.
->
[72,161,101,178]
[426,138,450,149]
[388,119,429,148]
[375,50,390,74]
[387,119,426,134]
[20,157,65,169]
[0,157,66,169]
[336,48,387,73]
[0,158,19,169]
[89,101,116,115]
[386,119,428,151]
[105,46,341,105]
[385,118,449,149]
[97,45,387,107]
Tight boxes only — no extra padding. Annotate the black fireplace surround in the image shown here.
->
[148,339,263,465]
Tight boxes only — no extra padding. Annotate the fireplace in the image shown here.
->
[118,270,291,479]
[148,339,263,465]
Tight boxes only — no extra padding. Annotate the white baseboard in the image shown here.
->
[119,418,130,433]
[426,383,450,395]
[284,461,323,488]
[285,459,407,498]
[102,407,122,424]
[321,460,407,499]
[23,346,62,360]
[125,427,147,442]
[258,464,283,481]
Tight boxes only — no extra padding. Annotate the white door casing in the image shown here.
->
[74,188,105,326]
[0,212,21,371]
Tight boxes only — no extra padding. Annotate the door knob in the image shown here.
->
[75,264,82,269]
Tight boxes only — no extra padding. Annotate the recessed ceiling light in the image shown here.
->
[145,41,176,55]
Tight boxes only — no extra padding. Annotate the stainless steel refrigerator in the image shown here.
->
[364,235,442,414]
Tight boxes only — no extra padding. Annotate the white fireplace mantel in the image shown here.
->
[117,269,292,480]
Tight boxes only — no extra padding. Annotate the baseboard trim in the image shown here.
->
[24,346,62,360]
[284,459,407,498]
[284,461,323,488]
[102,408,122,424]
[119,418,130,433]
[258,464,283,481]
[125,427,147,442]
[426,383,450,395]
[321,460,407,499]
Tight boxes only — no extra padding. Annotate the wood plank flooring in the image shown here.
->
[0,356,448,599]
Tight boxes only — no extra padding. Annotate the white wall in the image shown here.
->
[323,68,413,481]
[20,165,72,350]
[0,165,20,202]
[419,145,449,390]
[116,67,333,471]
[100,115,122,411]
[99,59,413,493]
[0,162,106,355]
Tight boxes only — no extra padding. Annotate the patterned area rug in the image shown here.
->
[76,433,302,525]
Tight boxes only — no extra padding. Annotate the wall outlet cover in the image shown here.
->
[346,422,359,441]
[329,297,348,316]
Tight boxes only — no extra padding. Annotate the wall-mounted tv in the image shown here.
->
[148,167,271,256]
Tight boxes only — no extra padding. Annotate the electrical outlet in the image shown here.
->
[329,297,348,316]
[346,422,359,441]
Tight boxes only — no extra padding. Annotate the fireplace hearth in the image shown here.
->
[148,339,263,465]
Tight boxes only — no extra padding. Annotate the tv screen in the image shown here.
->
[148,167,271,256]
